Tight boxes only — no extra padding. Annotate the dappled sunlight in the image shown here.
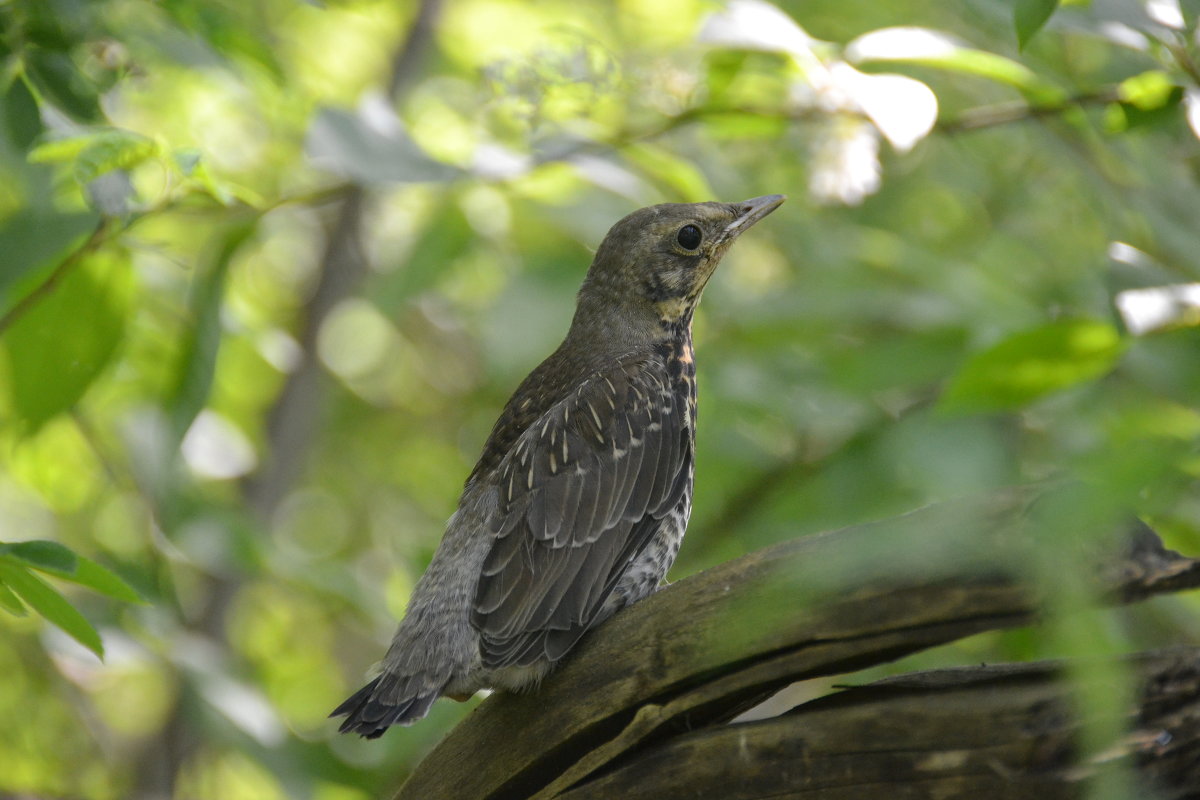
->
[181,410,258,480]
[1,0,1199,796]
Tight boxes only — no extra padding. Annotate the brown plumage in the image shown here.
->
[332,195,785,737]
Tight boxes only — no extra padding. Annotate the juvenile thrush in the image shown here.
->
[332,194,785,737]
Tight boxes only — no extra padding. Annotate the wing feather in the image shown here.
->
[471,353,692,669]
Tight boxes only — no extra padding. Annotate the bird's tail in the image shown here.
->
[330,673,444,738]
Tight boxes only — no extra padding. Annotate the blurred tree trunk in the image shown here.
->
[392,495,1200,800]
[129,3,445,797]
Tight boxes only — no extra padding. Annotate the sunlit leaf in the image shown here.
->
[940,319,1126,412]
[0,559,104,657]
[27,135,94,164]
[698,0,815,57]
[1015,0,1060,49]
[171,149,256,207]
[846,27,1052,95]
[621,143,716,201]
[705,51,749,103]
[1,247,130,433]
[827,63,937,152]
[0,580,27,615]
[1104,71,1185,132]
[1105,87,1184,132]
[699,109,789,139]
[1115,284,1200,335]
[1119,71,1178,109]
[30,128,159,186]
[1145,0,1186,29]
[72,133,157,187]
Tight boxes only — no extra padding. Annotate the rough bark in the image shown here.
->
[556,649,1200,800]
[394,493,1200,800]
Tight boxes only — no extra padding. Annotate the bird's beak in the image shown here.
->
[721,194,786,241]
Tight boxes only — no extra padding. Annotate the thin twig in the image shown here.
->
[1166,42,1200,88]
[526,89,1128,176]
[937,89,1122,134]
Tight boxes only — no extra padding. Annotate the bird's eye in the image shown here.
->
[676,224,702,251]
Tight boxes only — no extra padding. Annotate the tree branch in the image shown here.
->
[936,89,1122,134]
[556,648,1200,799]
[394,498,1200,800]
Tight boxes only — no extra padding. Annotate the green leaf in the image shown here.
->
[940,319,1126,413]
[1,541,142,603]
[159,1,286,82]
[1015,0,1060,49]
[0,209,100,312]
[1182,0,1200,30]
[73,132,158,186]
[621,143,716,202]
[55,558,144,603]
[1,247,131,433]
[831,328,969,393]
[845,27,1057,98]
[3,540,78,572]
[0,580,27,615]
[2,76,43,151]
[29,128,159,185]
[698,108,789,139]
[171,149,253,206]
[0,559,104,657]
[1105,87,1185,133]
[25,48,102,122]
[168,223,257,441]
[705,51,749,103]
[1107,71,1185,132]
[1119,71,1179,110]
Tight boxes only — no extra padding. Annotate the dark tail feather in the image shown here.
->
[330,675,442,738]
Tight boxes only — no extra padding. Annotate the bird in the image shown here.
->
[332,194,785,737]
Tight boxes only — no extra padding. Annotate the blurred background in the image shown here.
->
[1,0,1199,797]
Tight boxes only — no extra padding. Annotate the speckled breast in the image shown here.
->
[661,331,698,431]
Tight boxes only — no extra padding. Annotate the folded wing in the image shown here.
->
[472,354,692,668]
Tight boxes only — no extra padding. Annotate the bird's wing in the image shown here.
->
[472,353,692,669]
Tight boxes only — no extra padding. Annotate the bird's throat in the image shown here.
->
[656,322,698,428]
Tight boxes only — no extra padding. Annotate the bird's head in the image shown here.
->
[576,195,785,340]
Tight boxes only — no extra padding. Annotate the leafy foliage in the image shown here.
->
[940,319,1126,412]
[1,0,1199,798]
[1014,0,1060,50]
[0,539,141,656]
